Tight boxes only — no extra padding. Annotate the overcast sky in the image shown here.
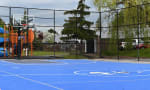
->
[0,0,99,29]
[0,0,110,41]
[0,0,97,11]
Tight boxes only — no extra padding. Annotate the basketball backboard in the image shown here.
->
[12,14,35,28]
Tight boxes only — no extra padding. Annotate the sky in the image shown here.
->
[0,0,99,28]
[0,0,109,42]
[0,0,97,11]
[0,0,99,29]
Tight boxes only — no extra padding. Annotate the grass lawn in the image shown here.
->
[25,51,69,56]
[24,48,150,59]
[23,51,87,59]
[18,48,150,58]
[102,48,150,58]
[120,48,150,58]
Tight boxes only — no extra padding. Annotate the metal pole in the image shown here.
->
[137,6,140,61]
[116,9,120,60]
[17,27,21,59]
[53,10,56,57]
[99,12,102,58]
[75,14,78,58]
[27,8,29,57]
[9,7,11,57]
[9,7,12,25]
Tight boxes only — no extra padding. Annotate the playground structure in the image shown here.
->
[0,25,34,57]
[0,27,8,57]
[0,6,58,59]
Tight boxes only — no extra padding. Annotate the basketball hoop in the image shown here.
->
[12,14,34,28]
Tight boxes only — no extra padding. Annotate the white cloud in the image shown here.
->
[15,0,78,4]
[0,0,95,10]
[0,0,79,7]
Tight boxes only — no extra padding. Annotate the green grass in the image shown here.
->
[25,51,69,56]
[119,50,138,57]
[21,48,150,58]
[102,48,150,58]
[22,51,88,59]
[27,49,150,58]
[119,48,150,58]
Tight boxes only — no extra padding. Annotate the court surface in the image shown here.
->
[0,59,150,90]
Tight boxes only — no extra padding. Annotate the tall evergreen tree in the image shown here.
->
[61,0,96,42]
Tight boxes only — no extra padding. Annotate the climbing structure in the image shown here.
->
[0,25,34,57]
[0,26,8,57]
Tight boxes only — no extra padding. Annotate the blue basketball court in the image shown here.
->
[0,59,150,90]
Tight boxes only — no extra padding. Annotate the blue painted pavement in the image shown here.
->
[0,59,150,90]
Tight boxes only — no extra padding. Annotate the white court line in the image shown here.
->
[19,74,75,76]
[0,70,64,90]
[0,73,75,76]
[0,60,17,65]
[0,74,75,77]
[1,60,50,66]
[73,70,150,78]
[0,60,96,66]
[0,60,53,66]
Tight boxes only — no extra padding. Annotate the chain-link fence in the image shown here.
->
[0,4,150,61]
